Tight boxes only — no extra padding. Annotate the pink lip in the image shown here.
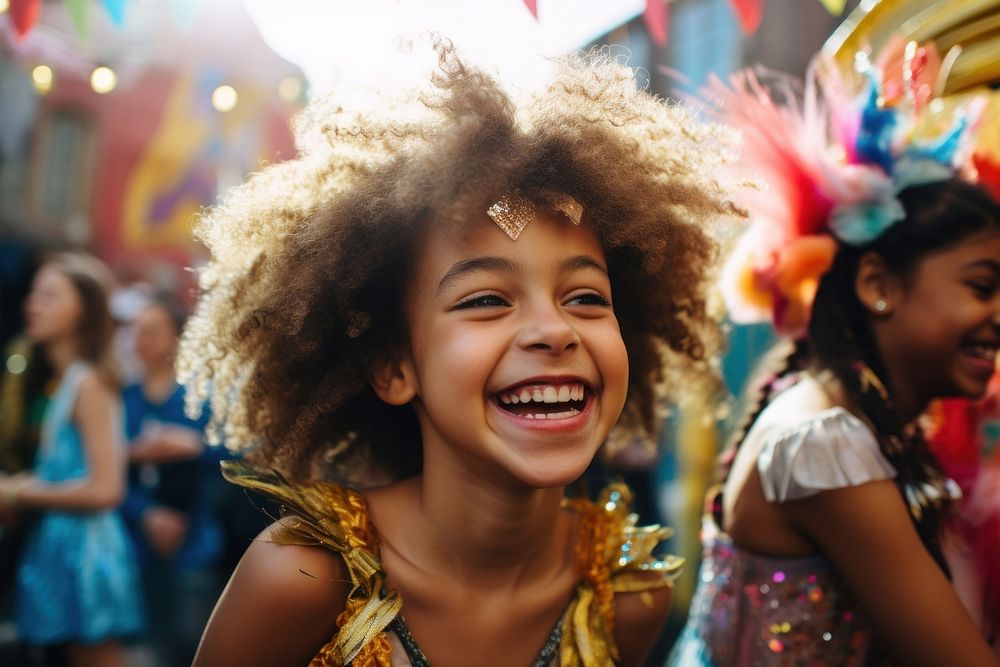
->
[961,349,997,379]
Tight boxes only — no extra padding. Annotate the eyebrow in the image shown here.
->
[559,255,609,276]
[436,256,520,294]
[435,254,609,295]
[962,259,1000,273]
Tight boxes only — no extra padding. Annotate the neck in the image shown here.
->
[869,337,927,425]
[45,338,80,376]
[395,446,570,590]
[143,360,176,385]
[142,363,178,401]
[883,367,926,425]
[866,320,933,425]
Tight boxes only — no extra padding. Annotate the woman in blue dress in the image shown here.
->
[0,252,143,667]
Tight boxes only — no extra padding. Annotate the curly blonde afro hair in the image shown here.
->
[178,39,742,482]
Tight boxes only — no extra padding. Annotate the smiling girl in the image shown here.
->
[667,58,1000,666]
[179,41,739,667]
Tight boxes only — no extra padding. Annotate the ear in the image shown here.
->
[854,251,898,316]
[370,352,419,406]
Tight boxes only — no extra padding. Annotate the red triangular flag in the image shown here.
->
[8,0,43,40]
[729,0,764,34]
[644,0,669,47]
[974,153,1000,201]
[523,0,538,19]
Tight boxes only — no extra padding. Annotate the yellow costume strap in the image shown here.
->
[558,484,684,666]
[221,461,400,666]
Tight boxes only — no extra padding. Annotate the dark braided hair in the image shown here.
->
[715,338,807,483]
[722,179,1000,572]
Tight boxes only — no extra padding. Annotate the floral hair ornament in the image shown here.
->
[487,188,584,240]
[709,38,982,338]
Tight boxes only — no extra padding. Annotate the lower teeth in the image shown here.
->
[525,409,580,420]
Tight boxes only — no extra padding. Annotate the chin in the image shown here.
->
[24,327,49,343]
[938,378,992,403]
[961,380,993,401]
[511,454,594,490]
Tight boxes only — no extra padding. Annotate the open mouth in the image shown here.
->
[962,342,1000,362]
[494,381,589,420]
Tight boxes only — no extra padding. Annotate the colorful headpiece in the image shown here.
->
[713,37,982,337]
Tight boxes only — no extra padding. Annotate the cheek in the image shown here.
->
[153,334,175,356]
[59,296,83,331]
[898,292,973,345]
[37,295,81,333]
[416,325,499,395]
[591,323,629,392]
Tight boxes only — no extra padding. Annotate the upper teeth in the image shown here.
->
[967,344,999,360]
[498,383,586,405]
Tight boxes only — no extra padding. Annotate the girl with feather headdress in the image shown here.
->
[668,29,1000,667]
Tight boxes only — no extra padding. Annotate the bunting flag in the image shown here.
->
[102,0,127,26]
[644,0,669,47]
[8,0,42,40]
[816,0,847,15]
[169,0,200,31]
[65,0,91,41]
[523,0,538,19]
[975,153,1000,200]
[728,0,763,35]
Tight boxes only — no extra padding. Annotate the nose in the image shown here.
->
[515,300,580,355]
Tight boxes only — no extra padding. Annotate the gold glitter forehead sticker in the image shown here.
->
[486,189,584,240]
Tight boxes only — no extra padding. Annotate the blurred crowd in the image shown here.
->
[0,244,271,667]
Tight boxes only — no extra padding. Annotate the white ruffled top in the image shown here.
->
[756,406,897,503]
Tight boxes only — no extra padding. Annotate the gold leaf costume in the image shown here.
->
[222,460,682,666]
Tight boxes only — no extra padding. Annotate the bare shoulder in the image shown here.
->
[751,374,840,434]
[75,367,115,405]
[193,519,349,667]
[72,368,118,428]
[237,519,348,607]
[613,573,672,667]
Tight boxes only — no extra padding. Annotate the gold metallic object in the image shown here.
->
[222,463,680,666]
[823,0,1000,95]
[487,189,584,240]
[857,363,890,402]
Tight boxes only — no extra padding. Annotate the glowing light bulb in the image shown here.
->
[212,85,238,112]
[90,66,117,94]
[32,65,53,93]
[6,353,27,375]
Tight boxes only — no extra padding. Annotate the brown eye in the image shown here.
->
[455,294,509,309]
[968,280,998,299]
[566,293,611,307]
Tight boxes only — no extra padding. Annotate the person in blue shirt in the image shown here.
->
[121,298,222,667]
